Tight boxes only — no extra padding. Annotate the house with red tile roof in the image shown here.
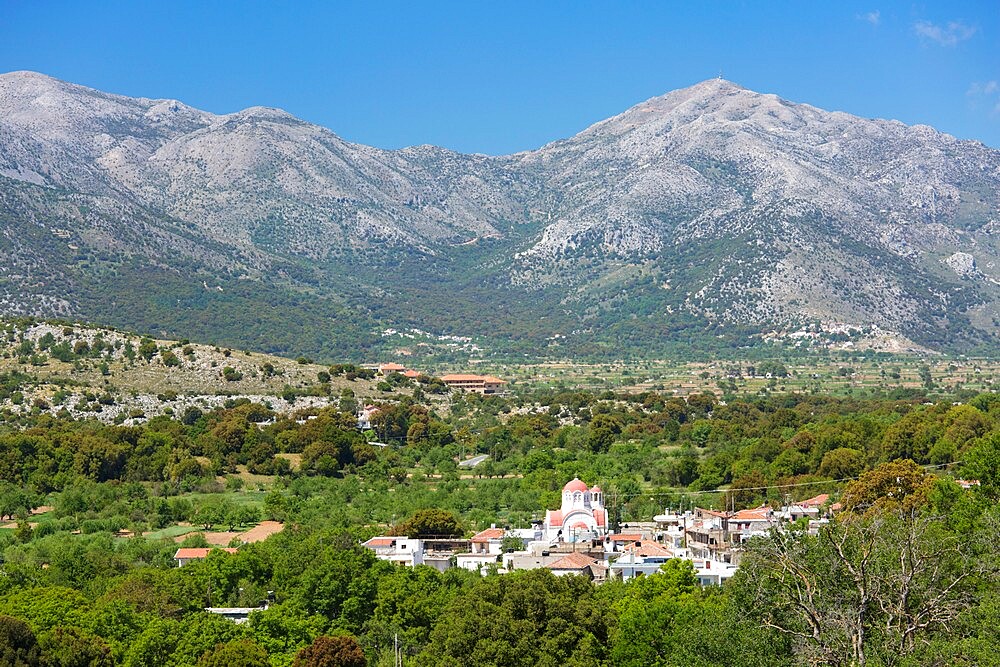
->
[378,363,407,374]
[174,547,238,567]
[546,552,607,580]
[799,494,830,507]
[455,526,509,572]
[440,374,506,395]
[610,540,676,580]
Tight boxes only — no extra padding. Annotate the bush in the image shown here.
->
[222,367,243,382]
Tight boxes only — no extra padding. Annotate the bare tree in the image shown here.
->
[736,509,991,667]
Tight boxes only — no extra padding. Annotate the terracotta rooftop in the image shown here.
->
[547,552,600,571]
[624,541,673,558]
[731,507,772,521]
[174,547,238,560]
[363,537,396,548]
[799,494,830,507]
[472,528,505,543]
[608,533,643,542]
[379,363,407,372]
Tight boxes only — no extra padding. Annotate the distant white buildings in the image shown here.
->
[359,535,467,571]
[359,483,835,587]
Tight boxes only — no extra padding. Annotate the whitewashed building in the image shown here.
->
[543,478,608,543]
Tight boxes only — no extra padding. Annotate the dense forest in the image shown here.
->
[0,365,998,665]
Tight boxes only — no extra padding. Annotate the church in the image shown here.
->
[543,478,608,542]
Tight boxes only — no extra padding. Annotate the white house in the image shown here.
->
[361,536,425,567]
[608,541,675,581]
[690,557,738,586]
[456,527,504,572]
[361,536,470,571]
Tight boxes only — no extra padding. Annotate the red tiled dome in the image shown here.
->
[563,478,589,493]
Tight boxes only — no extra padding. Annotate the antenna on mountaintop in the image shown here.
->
[718,70,724,80]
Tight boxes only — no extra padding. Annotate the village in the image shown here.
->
[170,477,838,624]
[358,477,837,586]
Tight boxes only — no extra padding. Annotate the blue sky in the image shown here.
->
[1,1,998,153]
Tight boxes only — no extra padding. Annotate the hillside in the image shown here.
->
[0,319,396,425]
[1,72,998,359]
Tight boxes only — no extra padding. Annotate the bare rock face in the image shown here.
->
[943,252,982,280]
[0,71,998,353]
[0,71,537,254]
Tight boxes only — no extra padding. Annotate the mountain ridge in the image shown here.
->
[0,70,997,359]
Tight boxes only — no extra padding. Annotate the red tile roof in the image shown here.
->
[799,494,829,507]
[379,363,406,372]
[547,552,600,571]
[174,547,238,560]
[363,537,396,548]
[472,528,505,543]
[731,506,772,521]
[609,533,643,542]
[624,541,673,558]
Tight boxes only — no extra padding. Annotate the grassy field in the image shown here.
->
[469,356,1000,398]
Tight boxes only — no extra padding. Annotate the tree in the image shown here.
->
[0,615,41,667]
[962,432,1000,498]
[392,509,463,538]
[0,482,32,520]
[587,414,621,453]
[197,639,269,667]
[292,635,366,667]
[818,447,864,480]
[611,560,699,666]
[733,509,986,667]
[38,627,113,667]
[222,367,243,382]
[840,459,934,514]
[420,569,610,667]
[137,338,158,362]
[725,470,767,510]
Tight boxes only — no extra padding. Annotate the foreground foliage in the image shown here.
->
[0,384,997,664]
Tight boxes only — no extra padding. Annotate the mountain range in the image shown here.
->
[1,71,998,359]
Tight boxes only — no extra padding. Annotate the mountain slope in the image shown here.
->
[0,71,997,358]
[512,79,1000,348]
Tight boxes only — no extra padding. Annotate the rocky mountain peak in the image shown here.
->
[0,72,997,354]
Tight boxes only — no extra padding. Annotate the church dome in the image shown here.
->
[590,485,602,493]
[563,478,589,493]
